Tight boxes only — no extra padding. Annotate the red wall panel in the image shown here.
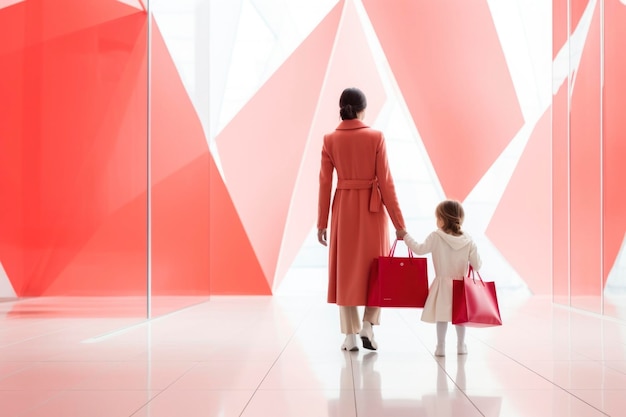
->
[487,107,552,294]
[149,21,211,295]
[362,0,523,202]
[0,4,149,296]
[0,3,216,297]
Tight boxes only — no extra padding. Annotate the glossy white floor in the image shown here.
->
[0,293,625,417]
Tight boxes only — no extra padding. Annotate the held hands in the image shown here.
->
[317,229,328,246]
[319,228,405,245]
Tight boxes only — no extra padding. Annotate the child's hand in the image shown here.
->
[396,229,407,240]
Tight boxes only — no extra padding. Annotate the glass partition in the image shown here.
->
[552,0,570,306]
[553,0,626,319]
[0,3,149,319]
[148,0,211,316]
[568,1,602,314]
[0,1,213,320]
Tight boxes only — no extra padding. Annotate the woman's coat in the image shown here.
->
[318,119,405,306]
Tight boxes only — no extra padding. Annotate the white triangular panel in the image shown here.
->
[116,0,144,10]
[151,0,243,174]
[151,0,338,173]
[605,233,626,293]
[219,0,339,137]
[0,0,22,9]
[487,0,552,122]
[0,261,16,298]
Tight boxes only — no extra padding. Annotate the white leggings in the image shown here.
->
[436,321,466,346]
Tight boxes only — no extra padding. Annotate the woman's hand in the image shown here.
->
[317,229,328,246]
[396,229,407,240]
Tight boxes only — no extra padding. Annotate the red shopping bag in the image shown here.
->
[366,240,429,308]
[452,266,502,327]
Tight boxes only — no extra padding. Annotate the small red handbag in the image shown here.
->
[366,240,429,308]
[452,265,502,327]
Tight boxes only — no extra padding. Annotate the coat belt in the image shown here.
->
[336,179,382,212]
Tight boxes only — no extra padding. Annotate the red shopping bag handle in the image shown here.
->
[467,265,485,287]
[388,239,414,258]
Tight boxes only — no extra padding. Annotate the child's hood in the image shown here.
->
[434,229,473,250]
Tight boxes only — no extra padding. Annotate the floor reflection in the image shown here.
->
[330,350,502,417]
[0,296,208,318]
[0,295,622,416]
[433,355,503,417]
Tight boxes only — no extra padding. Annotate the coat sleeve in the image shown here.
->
[375,133,406,230]
[317,137,334,229]
[468,239,482,271]
[403,232,434,255]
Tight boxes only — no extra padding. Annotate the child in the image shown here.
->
[397,199,481,357]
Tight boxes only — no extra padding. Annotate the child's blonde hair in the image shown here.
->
[436,199,464,236]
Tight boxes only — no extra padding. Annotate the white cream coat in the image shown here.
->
[403,229,482,322]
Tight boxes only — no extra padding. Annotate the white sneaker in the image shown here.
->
[359,321,378,351]
[434,345,445,357]
[457,344,468,355]
[341,334,358,351]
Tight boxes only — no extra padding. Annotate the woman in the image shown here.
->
[317,87,406,351]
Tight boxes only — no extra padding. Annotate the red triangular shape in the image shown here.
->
[486,109,552,294]
[209,154,270,295]
[363,0,523,201]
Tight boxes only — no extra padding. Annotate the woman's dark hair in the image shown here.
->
[339,87,367,120]
[436,199,465,236]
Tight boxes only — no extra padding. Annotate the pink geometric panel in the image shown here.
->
[486,108,552,295]
[150,19,211,295]
[602,0,626,285]
[215,1,344,288]
[44,16,149,295]
[274,0,386,289]
[0,11,149,296]
[362,0,524,202]
[209,152,270,295]
[43,191,148,296]
[150,21,210,186]
[0,0,143,56]
[131,18,216,296]
[569,2,601,297]
[151,154,211,295]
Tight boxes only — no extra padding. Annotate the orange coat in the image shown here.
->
[317,119,406,306]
